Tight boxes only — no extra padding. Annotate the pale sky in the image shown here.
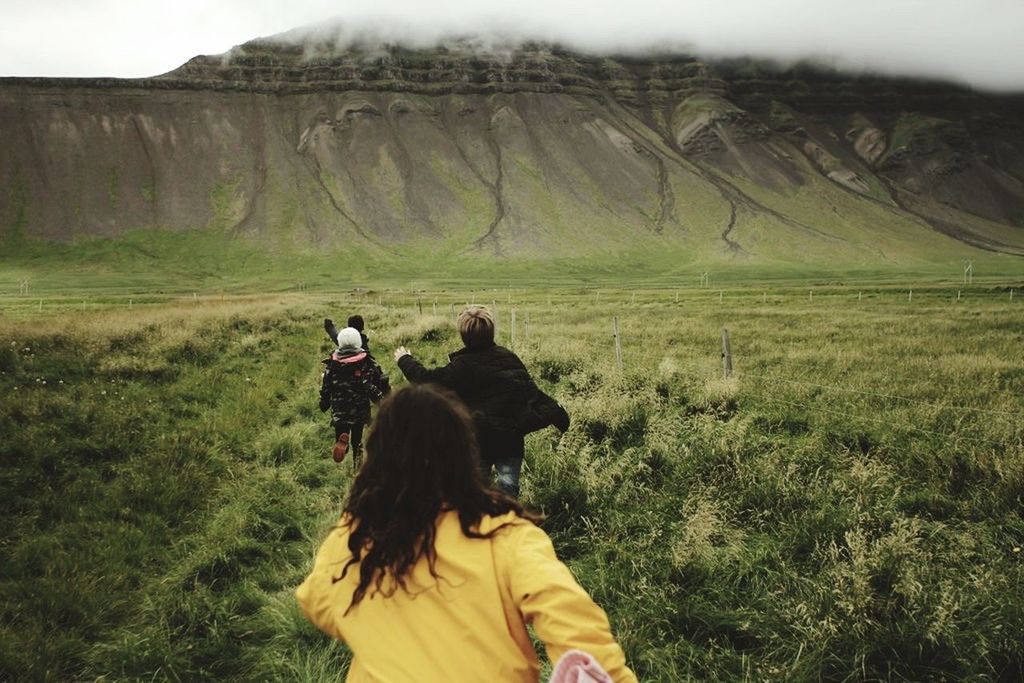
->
[3,0,1024,91]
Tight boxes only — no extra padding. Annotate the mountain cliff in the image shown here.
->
[2,35,1024,265]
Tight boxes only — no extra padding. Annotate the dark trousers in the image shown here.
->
[334,421,365,453]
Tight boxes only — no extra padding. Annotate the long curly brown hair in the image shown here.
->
[337,383,538,612]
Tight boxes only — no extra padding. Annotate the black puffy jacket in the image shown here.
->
[397,344,567,436]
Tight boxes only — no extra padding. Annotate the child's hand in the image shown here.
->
[394,346,411,362]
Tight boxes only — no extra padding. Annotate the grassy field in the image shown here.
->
[1,282,1023,681]
[4,225,1024,296]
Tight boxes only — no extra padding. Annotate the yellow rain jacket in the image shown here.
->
[296,510,638,683]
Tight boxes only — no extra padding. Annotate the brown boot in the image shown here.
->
[332,432,350,463]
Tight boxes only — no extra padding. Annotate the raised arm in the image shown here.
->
[501,523,637,683]
[324,318,340,344]
[396,351,467,392]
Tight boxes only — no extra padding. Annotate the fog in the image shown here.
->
[3,0,1024,91]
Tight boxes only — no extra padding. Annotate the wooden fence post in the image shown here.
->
[908,289,912,302]
[511,310,516,349]
[612,317,623,371]
[957,290,961,301]
[721,328,733,379]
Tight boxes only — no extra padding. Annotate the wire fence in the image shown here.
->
[370,298,1022,447]
[4,288,1020,449]
[2,277,1022,311]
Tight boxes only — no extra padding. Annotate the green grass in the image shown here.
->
[1,283,1023,681]
[2,226,1023,299]
[0,297,352,680]
[881,113,949,164]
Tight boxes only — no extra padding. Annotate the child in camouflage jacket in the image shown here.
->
[319,327,388,465]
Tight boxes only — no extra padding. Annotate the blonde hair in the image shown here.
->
[457,306,495,348]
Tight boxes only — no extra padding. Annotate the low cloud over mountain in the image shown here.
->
[3,1,1024,91]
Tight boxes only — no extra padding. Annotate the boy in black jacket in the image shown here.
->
[393,305,567,497]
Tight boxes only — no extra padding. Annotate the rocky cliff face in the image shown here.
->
[2,37,1023,262]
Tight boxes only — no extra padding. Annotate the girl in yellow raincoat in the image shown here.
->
[296,384,637,683]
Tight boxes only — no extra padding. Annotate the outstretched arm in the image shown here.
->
[395,348,466,391]
[501,523,637,683]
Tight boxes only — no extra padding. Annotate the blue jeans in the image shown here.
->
[489,457,523,498]
[478,430,525,497]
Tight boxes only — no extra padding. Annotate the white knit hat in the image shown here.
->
[336,327,362,350]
